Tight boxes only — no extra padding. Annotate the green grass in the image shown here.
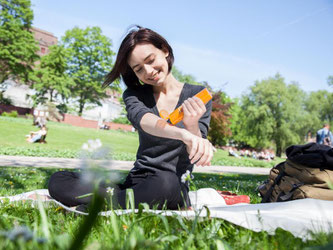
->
[0,116,138,160]
[0,166,332,249]
[0,117,282,167]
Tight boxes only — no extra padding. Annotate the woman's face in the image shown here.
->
[128,43,169,86]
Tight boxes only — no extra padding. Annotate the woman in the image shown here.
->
[48,26,214,210]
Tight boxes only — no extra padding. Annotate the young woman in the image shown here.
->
[48,26,214,210]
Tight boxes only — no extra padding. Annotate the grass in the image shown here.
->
[0,117,282,167]
[0,166,332,249]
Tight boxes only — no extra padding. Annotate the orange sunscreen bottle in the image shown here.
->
[159,88,212,125]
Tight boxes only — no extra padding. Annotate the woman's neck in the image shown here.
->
[153,73,183,95]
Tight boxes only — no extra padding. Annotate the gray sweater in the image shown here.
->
[123,83,212,178]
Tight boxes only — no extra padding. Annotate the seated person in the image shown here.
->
[26,125,47,143]
[228,147,239,158]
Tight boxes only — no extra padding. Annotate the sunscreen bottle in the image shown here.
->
[159,88,212,125]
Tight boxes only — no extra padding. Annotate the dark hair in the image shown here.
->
[103,26,174,89]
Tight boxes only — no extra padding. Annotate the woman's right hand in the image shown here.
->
[182,130,214,167]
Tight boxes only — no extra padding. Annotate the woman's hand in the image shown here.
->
[182,96,206,128]
[182,130,214,167]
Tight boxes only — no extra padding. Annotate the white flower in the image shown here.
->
[81,139,103,152]
[181,170,192,183]
[79,139,119,187]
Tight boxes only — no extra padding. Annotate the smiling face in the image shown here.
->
[128,43,170,86]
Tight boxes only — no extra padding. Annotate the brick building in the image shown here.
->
[30,27,58,56]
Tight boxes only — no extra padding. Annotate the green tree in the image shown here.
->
[238,74,307,156]
[0,0,39,84]
[31,45,74,105]
[305,90,333,129]
[62,26,115,116]
[228,97,247,145]
[172,66,201,86]
[328,75,333,88]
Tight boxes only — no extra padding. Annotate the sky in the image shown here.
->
[30,0,333,98]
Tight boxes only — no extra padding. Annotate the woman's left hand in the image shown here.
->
[182,96,206,127]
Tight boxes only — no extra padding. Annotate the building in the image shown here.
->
[30,27,58,56]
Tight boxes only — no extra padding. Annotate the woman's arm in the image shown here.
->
[123,87,214,166]
[140,113,214,166]
[182,96,210,137]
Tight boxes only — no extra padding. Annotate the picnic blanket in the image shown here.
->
[2,188,333,240]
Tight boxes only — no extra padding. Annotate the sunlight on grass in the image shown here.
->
[0,117,284,167]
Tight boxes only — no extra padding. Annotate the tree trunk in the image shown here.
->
[78,101,85,116]
[275,137,282,157]
[50,89,53,102]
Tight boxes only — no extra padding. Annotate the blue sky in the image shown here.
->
[31,0,333,98]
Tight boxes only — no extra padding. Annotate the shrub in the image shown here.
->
[112,116,131,125]
[1,110,18,117]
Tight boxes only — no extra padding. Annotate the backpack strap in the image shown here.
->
[261,162,285,203]
[277,182,304,201]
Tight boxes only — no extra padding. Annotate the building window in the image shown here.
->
[41,47,46,54]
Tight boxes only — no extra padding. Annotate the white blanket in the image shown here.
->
[2,188,333,240]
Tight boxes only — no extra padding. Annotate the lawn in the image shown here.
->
[0,166,332,249]
[0,117,282,167]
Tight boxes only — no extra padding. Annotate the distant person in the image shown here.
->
[316,124,333,146]
[228,147,240,158]
[26,125,47,143]
[34,116,46,128]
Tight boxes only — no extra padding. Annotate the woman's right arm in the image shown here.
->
[140,113,214,166]
[123,88,213,166]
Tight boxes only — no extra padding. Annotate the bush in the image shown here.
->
[1,110,18,117]
[112,116,131,125]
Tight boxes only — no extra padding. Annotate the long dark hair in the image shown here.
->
[103,26,174,89]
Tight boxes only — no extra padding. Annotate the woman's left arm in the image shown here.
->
[182,97,212,138]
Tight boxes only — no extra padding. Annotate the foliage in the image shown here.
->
[236,74,308,156]
[305,90,333,131]
[62,26,116,116]
[208,91,232,146]
[30,45,74,106]
[0,0,39,84]
[172,66,201,86]
[112,116,131,125]
[328,75,333,87]
[1,110,17,117]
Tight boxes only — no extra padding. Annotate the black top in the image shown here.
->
[123,83,212,178]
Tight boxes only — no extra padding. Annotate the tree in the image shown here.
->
[62,26,116,116]
[328,75,333,88]
[305,90,333,129]
[207,91,232,146]
[238,74,307,156]
[0,0,39,84]
[172,66,201,86]
[31,45,74,105]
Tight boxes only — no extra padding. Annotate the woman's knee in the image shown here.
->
[48,171,79,198]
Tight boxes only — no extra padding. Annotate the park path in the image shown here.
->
[0,155,270,175]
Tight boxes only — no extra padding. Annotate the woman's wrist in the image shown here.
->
[184,123,201,137]
[180,129,192,144]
